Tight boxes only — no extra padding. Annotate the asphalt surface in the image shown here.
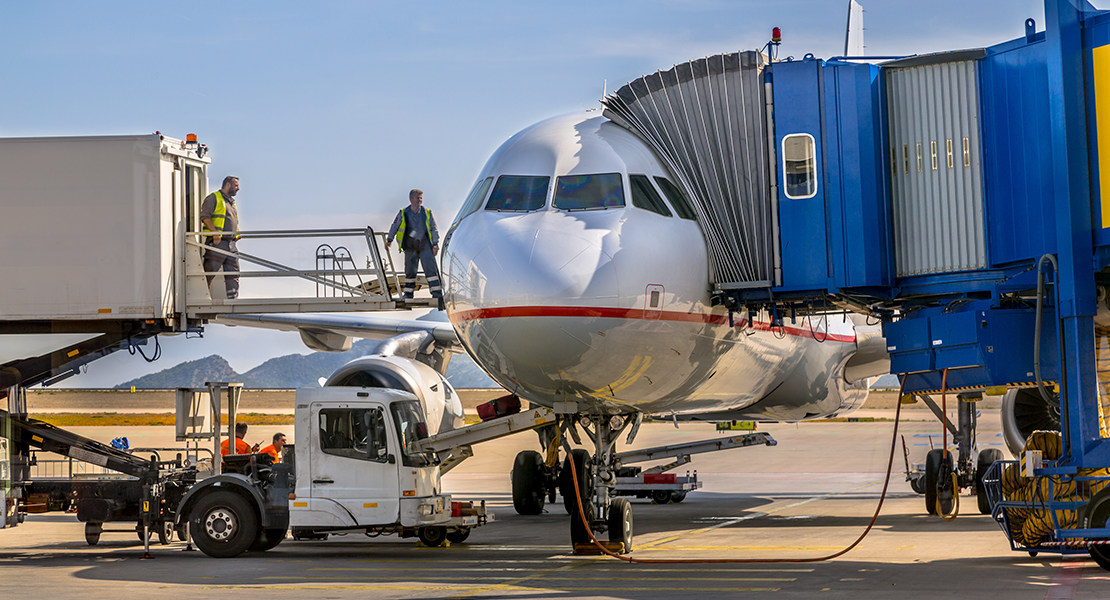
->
[2,409,1109,599]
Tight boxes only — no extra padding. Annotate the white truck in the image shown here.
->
[177,387,488,557]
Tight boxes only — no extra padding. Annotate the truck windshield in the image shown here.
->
[390,400,438,468]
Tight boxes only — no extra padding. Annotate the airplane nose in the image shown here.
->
[448,222,619,378]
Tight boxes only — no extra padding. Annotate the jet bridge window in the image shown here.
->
[630,175,672,217]
[485,175,550,211]
[318,407,389,462]
[553,173,624,210]
[653,177,697,220]
[782,134,817,199]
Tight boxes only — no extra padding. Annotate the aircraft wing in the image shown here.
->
[215,313,460,353]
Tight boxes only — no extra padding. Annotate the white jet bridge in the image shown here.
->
[0,133,436,390]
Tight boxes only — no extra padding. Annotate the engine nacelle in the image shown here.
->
[1000,387,1061,458]
[324,355,465,436]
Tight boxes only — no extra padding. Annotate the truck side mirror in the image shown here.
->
[388,454,396,465]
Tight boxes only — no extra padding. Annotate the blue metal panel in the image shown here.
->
[823,61,894,291]
[1082,12,1110,253]
[772,59,828,290]
[980,33,1057,267]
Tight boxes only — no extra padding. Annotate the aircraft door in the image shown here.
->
[644,284,665,320]
[309,402,400,525]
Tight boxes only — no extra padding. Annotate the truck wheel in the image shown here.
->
[446,528,471,544]
[1080,488,1110,571]
[608,498,633,553]
[189,492,259,558]
[651,490,671,504]
[561,449,591,515]
[84,522,102,546]
[670,491,687,503]
[418,526,447,547]
[512,450,546,515]
[249,528,287,552]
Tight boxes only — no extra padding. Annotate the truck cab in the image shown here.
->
[292,388,450,531]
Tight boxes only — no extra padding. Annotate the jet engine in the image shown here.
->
[321,330,466,437]
[1000,387,1061,458]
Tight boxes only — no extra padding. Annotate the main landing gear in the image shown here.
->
[906,392,1004,517]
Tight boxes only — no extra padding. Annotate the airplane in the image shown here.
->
[215,2,903,550]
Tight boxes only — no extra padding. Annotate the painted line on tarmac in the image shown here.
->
[262,575,795,582]
[206,584,781,592]
[637,475,893,551]
[308,566,813,572]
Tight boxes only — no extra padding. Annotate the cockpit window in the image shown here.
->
[485,175,549,211]
[630,175,672,217]
[654,177,697,220]
[453,177,494,224]
[553,173,624,211]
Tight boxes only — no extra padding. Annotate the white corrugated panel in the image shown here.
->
[886,58,986,277]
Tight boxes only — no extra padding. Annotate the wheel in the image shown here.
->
[670,491,687,504]
[561,449,591,515]
[249,528,287,552]
[608,498,633,553]
[418,526,447,547]
[446,528,471,544]
[924,449,953,516]
[910,475,926,495]
[651,490,671,504]
[1080,488,1110,571]
[976,448,1004,515]
[512,450,546,515]
[189,491,259,558]
[569,495,593,546]
[176,523,188,542]
[84,522,102,546]
[157,520,174,545]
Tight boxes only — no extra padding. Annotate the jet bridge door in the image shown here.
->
[298,402,399,527]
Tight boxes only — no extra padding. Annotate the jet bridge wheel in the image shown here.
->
[512,450,546,515]
[1079,488,1110,571]
[84,522,102,546]
[189,491,259,558]
[975,449,1004,515]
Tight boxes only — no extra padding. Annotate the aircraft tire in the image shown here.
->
[925,449,952,516]
[561,449,591,515]
[189,491,259,558]
[512,450,546,515]
[976,448,1004,515]
[608,498,633,553]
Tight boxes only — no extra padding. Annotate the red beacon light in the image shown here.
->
[771,27,782,43]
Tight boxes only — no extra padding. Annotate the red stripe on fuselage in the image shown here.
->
[449,306,856,343]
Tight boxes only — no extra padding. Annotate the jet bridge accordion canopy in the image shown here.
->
[601,51,775,289]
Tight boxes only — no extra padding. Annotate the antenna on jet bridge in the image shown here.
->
[844,0,865,57]
[603,79,607,98]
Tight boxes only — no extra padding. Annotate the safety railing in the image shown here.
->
[28,447,215,480]
[182,227,438,317]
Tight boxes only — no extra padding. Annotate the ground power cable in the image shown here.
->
[563,376,907,564]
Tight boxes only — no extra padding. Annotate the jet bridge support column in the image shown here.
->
[1045,0,1110,467]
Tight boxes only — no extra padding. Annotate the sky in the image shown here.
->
[1,0,1059,387]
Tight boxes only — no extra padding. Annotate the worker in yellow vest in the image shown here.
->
[386,189,442,303]
[200,176,242,300]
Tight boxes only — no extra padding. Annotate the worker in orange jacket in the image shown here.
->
[258,432,287,463]
[220,422,260,456]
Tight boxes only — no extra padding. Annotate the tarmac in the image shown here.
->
[2,407,1109,599]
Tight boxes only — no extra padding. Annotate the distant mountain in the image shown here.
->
[116,355,262,389]
[115,339,500,389]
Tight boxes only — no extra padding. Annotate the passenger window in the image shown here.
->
[319,408,388,462]
[629,175,672,217]
[782,134,817,199]
[553,173,624,210]
[485,175,550,211]
[452,177,494,224]
[654,177,697,220]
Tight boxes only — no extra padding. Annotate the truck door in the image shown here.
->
[308,402,400,525]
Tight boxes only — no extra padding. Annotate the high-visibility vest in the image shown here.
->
[205,191,240,240]
[395,207,433,244]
